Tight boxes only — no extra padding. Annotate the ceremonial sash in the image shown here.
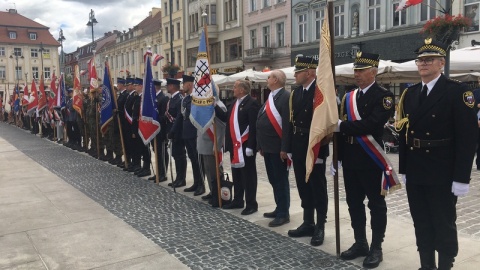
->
[229,101,249,168]
[206,126,223,166]
[124,108,133,124]
[165,99,175,123]
[265,94,292,169]
[345,89,401,195]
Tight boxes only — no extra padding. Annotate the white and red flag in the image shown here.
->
[27,79,39,115]
[88,57,98,90]
[396,0,423,11]
[305,6,339,181]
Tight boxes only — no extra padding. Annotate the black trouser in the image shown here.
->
[184,138,202,184]
[343,168,387,233]
[171,138,186,181]
[264,152,290,218]
[230,151,258,210]
[152,139,169,177]
[406,182,458,257]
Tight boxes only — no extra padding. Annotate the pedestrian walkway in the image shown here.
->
[1,122,479,269]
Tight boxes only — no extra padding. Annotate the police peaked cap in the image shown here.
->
[166,78,181,85]
[126,77,135,85]
[117,78,126,84]
[353,51,380,70]
[415,38,448,58]
[294,56,318,72]
[134,77,143,85]
[182,74,195,82]
[153,79,162,86]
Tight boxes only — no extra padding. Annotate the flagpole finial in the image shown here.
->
[147,45,152,50]
[105,55,109,60]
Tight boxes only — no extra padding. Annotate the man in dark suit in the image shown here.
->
[256,69,291,227]
[116,77,131,168]
[149,79,170,182]
[336,52,394,268]
[397,39,477,270]
[287,56,329,247]
[166,78,187,188]
[131,78,152,177]
[123,77,139,172]
[171,74,204,195]
[215,79,260,215]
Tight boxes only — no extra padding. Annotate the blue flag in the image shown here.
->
[138,51,160,144]
[190,30,215,133]
[58,73,67,108]
[100,62,116,134]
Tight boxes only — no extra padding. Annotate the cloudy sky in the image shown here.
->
[3,0,161,53]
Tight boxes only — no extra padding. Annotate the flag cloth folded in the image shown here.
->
[396,0,423,11]
[138,51,160,144]
[73,65,83,117]
[100,61,116,135]
[152,53,164,66]
[57,73,67,108]
[27,79,39,115]
[88,57,99,90]
[22,82,29,106]
[305,7,339,181]
[37,75,48,112]
[190,30,215,133]
[48,72,57,109]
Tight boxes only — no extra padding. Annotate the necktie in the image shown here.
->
[420,85,428,104]
[357,90,363,100]
[302,88,307,99]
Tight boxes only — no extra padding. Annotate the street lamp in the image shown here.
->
[39,42,45,80]
[57,29,66,73]
[169,0,175,78]
[9,50,24,89]
[86,9,98,47]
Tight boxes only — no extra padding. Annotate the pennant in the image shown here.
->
[190,30,215,133]
[73,65,83,117]
[27,79,39,115]
[100,61,116,134]
[396,0,423,11]
[305,7,339,181]
[138,50,161,144]
[88,57,99,90]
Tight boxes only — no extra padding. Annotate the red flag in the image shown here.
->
[48,72,58,108]
[396,0,423,11]
[73,65,83,118]
[305,7,339,180]
[88,57,99,90]
[27,79,39,115]
[152,53,164,66]
[37,75,47,111]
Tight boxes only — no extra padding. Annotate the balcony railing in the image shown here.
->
[244,46,288,62]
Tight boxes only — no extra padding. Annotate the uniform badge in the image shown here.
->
[463,91,475,108]
[383,97,393,110]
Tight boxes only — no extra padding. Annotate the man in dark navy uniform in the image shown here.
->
[131,78,151,177]
[116,77,131,168]
[287,56,329,247]
[149,79,170,182]
[336,52,394,268]
[166,78,187,187]
[171,74,204,195]
[123,77,138,172]
[397,39,477,270]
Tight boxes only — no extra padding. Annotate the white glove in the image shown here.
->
[246,147,254,157]
[334,119,342,132]
[329,161,342,176]
[401,174,406,185]
[452,181,469,197]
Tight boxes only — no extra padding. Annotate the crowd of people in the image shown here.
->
[2,38,478,270]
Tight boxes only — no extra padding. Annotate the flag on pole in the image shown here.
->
[72,65,83,117]
[190,30,215,133]
[22,82,29,106]
[37,74,48,111]
[396,0,423,11]
[138,50,160,144]
[305,7,339,181]
[27,79,39,115]
[48,72,58,109]
[100,61,116,134]
[152,53,164,66]
[57,73,66,108]
[88,57,99,90]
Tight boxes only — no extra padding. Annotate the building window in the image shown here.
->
[177,22,180,39]
[131,50,135,64]
[126,52,129,65]
[250,0,257,12]
[15,66,22,80]
[298,14,307,43]
[263,0,270,8]
[393,2,407,26]
[14,48,22,57]
[465,1,479,32]
[44,67,51,79]
[165,27,169,42]
[263,26,270,47]
[420,0,436,21]
[32,67,39,79]
[166,53,170,63]
[190,13,199,33]
[210,42,221,64]
[31,48,38,58]
[210,4,217,24]
[315,9,325,40]
[172,26,175,41]
[176,0,180,10]
[164,2,168,15]
[224,37,242,62]
[368,0,381,30]
[0,66,5,79]
[276,22,284,47]
[187,47,198,67]
[334,5,345,37]
[9,32,16,39]
[0,47,5,56]
[277,0,285,3]
[29,33,37,40]
[224,0,238,22]
[177,50,181,66]
[250,29,257,48]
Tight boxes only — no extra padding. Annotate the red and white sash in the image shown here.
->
[265,93,292,169]
[229,100,249,168]
[124,107,133,124]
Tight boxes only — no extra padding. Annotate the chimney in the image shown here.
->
[8,9,17,14]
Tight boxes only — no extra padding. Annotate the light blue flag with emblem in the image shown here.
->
[190,30,215,133]
[100,61,116,134]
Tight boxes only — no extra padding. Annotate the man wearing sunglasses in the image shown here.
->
[396,38,477,270]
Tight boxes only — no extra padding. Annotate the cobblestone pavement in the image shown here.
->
[0,123,361,270]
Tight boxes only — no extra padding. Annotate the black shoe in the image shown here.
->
[363,248,383,269]
[241,208,258,215]
[222,202,244,209]
[137,169,151,177]
[194,185,205,196]
[184,185,198,192]
[159,176,167,182]
[117,163,125,169]
[133,167,144,174]
[268,216,290,227]
[310,225,325,246]
[263,210,277,218]
[173,180,186,188]
[340,242,370,260]
[128,165,141,173]
[202,194,212,201]
[287,222,315,238]
[148,175,156,181]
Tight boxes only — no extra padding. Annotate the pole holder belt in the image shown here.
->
[293,126,310,134]
[407,137,451,148]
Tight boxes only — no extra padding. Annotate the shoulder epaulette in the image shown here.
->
[447,78,463,84]
[407,82,421,89]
